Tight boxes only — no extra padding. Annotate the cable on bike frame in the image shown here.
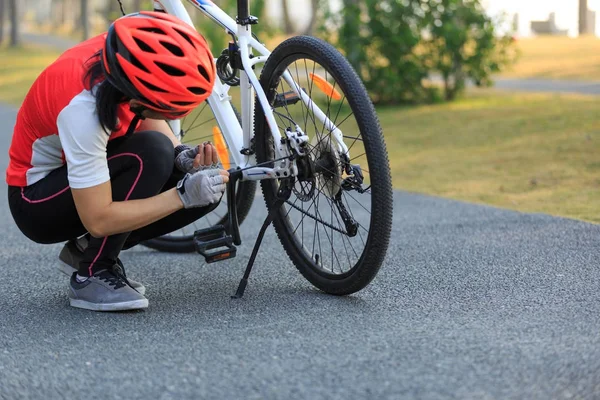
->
[116,0,126,16]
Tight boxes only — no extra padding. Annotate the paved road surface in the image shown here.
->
[495,78,600,96]
[1,103,600,399]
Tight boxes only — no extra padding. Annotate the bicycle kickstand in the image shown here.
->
[231,184,292,299]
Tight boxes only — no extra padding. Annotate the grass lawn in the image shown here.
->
[0,45,61,105]
[503,35,600,81]
[1,45,598,223]
[381,89,600,223]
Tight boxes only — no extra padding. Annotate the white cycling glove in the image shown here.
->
[174,144,220,174]
[176,169,227,209]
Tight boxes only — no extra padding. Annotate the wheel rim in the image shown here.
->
[264,55,375,277]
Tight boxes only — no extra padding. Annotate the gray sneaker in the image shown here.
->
[59,237,146,295]
[69,267,149,311]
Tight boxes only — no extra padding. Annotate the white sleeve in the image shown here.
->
[57,99,111,189]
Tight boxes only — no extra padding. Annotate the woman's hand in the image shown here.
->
[176,169,230,209]
[175,142,221,174]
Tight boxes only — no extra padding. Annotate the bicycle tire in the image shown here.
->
[254,36,393,295]
[141,105,257,253]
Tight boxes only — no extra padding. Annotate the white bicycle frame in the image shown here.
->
[152,0,350,181]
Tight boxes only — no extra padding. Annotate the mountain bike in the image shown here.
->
[132,0,393,296]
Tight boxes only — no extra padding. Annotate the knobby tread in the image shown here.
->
[254,36,393,295]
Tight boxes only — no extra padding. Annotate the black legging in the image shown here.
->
[8,130,217,276]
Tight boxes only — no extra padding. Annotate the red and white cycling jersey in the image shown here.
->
[6,34,139,189]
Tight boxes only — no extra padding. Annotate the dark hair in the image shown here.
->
[83,50,129,134]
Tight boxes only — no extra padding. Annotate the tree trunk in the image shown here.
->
[134,0,142,11]
[81,0,89,40]
[51,0,65,28]
[281,0,293,34]
[302,0,319,36]
[0,0,5,45]
[105,0,116,22]
[8,0,19,47]
[579,0,588,35]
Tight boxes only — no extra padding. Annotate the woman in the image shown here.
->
[6,12,229,312]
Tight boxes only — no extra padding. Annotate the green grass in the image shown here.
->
[380,89,600,223]
[503,36,600,81]
[1,44,599,223]
[0,45,61,105]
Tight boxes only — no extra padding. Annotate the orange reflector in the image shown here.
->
[212,126,230,170]
[309,73,342,101]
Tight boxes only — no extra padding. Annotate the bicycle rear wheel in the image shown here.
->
[255,36,393,295]
[141,103,256,253]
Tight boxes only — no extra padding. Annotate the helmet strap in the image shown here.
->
[125,114,143,138]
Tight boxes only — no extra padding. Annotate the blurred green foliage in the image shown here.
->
[107,0,273,55]
[321,0,518,104]
[191,0,275,55]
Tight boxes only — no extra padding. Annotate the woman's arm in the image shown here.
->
[72,183,184,238]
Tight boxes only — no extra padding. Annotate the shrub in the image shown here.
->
[321,0,517,104]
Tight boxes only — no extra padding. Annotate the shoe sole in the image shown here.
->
[59,261,146,296]
[69,298,149,312]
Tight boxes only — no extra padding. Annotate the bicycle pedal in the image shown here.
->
[273,89,304,108]
[194,225,237,263]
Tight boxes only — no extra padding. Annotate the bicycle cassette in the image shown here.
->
[312,136,342,198]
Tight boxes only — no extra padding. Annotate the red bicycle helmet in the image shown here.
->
[102,11,215,118]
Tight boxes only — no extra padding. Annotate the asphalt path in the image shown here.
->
[1,102,600,399]
[495,78,600,96]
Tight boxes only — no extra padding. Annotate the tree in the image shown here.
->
[0,0,5,45]
[328,0,432,104]
[303,0,321,36]
[579,0,588,35]
[322,0,517,104]
[81,0,90,40]
[281,0,293,34]
[423,0,518,100]
[8,0,19,47]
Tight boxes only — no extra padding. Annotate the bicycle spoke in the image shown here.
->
[312,191,342,273]
[294,62,308,136]
[187,118,215,133]
[183,102,209,134]
[181,134,213,145]
[253,46,385,279]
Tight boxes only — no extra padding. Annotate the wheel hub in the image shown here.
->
[311,136,342,198]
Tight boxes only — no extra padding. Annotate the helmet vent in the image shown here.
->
[155,61,185,77]
[174,28,195,49]
[129,52,150,73]
[198,65,210,82]
[133,38,156,54]
[188,87,207,95]
[172,101,194,106]
[160,41,184,57]
[138,78,168,93]
[138,27,167,35]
